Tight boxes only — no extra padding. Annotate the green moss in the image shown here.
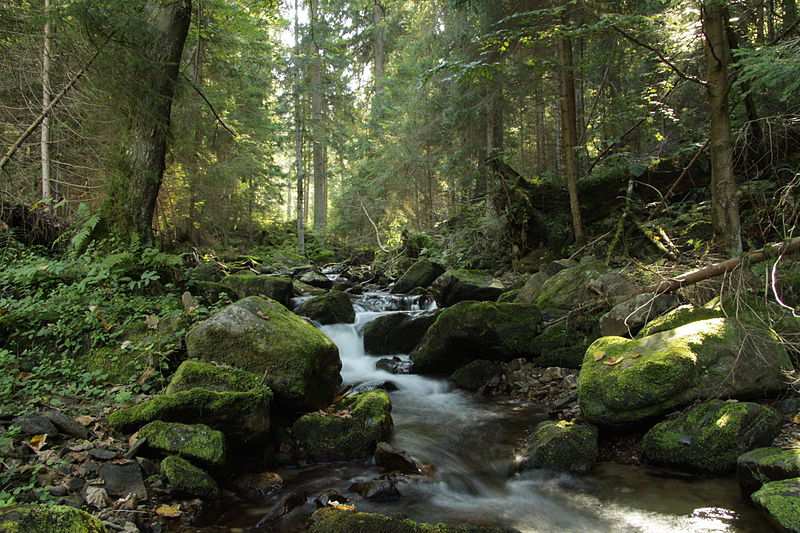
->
[638,305,724,338]
[578,318,791,425]
[411,301,543,374]
[0,505,107,533]
[185,296,341,412]
[534,260,606,314]
[308,508,519,533]
[292,391,393,462]
[160,455,220,499]
[392,259,445,294]
[108,387,271,443]
[752,477,800,532]
[519,420,598,474]
[642,400,782,474]
[497,289,519,304]
[165,360,263,394]
[138,421,226,466]
[530,316,597,369]
[221,274,293,305]
[738,448,800,496]
[297,291,356,325]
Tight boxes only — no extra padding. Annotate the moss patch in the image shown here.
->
[738,447,800,496]
[139,421,226,466]
[642,400,782,474]
[160,455,220,499]
[638,304,724,338]
[0,505,107,533]
[518,420,598,474]
[534,260,606,315]
[752,477,800,532]
[165,360,263,394]
[297,291,356,325]
[221,274,293,306]
[432,269,506,307]
[392,259,445,294]
[308,508,520,533]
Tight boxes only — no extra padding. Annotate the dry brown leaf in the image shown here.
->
[256,311,270,320]
[156,504,182,518]
[629,353,642,359]
[86,486,110,509]
[603,356,624,366]
[329,503,355,512]
[137,366,156,386]
[75,415,95,427]
[792,414,800,425]
[145,314,159,330]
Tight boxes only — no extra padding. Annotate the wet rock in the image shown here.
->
[348,380,399,394]
[232,471,284,500]
[42,410,89,439]
[88,448,119,461]
[138,421,226,466]
[432,269,505,308]
[300,270,334,290]
[376,357,413,375]
[579,318,792,425]
[516,420,599,474]
[514,271,550,305]
[450,360,502,392]
[738,448,800,497]
[374,442,422,475]
[297,291,356,325]
[0,504,108,533]
[642,400,782,474]
[411,301,543,375]
[392,259,445,294]
[314,490,349,508]
[185,296,341,412]
[599,293,681,337]
[160,455,220,499]
[11,415,58,437]
[751,477,800,532]
[294,280,327,296]
[350,477,401,501]
[221,274,293,307]
[291,391,393,463]
[308,508,521,533]
[99,462,147,499]
[363,312,439,355]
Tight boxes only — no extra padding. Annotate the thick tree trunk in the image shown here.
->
[704,2,742,256]
[558,34,585,245]
[294,0,305,254]
[309,0,326,234]
[41,0,52,203]
[107,0,191,245]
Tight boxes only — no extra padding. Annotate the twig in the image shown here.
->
[569,230,612,260]
[612,25,707,86]
[181,72,238,137]
[360,199,390,253]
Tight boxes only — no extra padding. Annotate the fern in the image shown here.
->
[69,213,100,257]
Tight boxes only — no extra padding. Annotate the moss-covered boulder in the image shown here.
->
[297,291,355,325]
[752,477,800,532]
[411,302,543,375]
[637,304,724,338]
[165,360,264,394]
[308,508,521,533]
[294,280,327,296]
[534,260,606,316]
[517,420,598,474]
[221,274,293,306]
[185,296,341,412]
[392,259,445,294]
[515,271,550,305]
[578,318,792,425]
[291,391,393,462]
[529,315,598,369]
[450,360,502,391]
[641,400,782,474]
[0,505,107,533]
[139,421,226,466]
[364,312,439,355]
[739,448,800,497]
[160,455,220,499]
[299,270,334,290]
[432,270,505,308]
[108,388,271,443]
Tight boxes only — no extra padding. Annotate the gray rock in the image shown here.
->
[363,312,439,355]
[374,442,422,475]
[100,462,147,499]
[42,410,89,439]
[599,293,681,337]
[12,415,58,437]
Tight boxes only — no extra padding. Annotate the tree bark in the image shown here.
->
[41,0,52,203]
[704,2,742,256]
[558,33,585,245]
[373,1,385,98]
[294,0,305,254]
[107,0,191,245]
[309,0,326,234]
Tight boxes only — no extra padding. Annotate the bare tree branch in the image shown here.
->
[612,25,707,86]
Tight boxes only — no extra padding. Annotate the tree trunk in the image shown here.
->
[785,0,798,28]
[704,2,742,256]
[294,0,305,254]
[107,0,191,245]
[309,0,326,234]
[41,0,52,203]
[558,34,585,245]
[373,1,385,98]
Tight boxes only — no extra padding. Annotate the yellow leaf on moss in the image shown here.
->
[156,504,182,518]
[604,356,624,366]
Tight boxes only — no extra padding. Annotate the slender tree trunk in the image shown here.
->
[41,0,52,203]
[558,34,585,245]
[294,0,305,254]
[704,2,742,256]
[309,0,326,234]
[373,1,385,98]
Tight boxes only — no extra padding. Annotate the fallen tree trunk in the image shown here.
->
[646,237,800,295]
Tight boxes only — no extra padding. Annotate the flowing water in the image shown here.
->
[220,291,766,532]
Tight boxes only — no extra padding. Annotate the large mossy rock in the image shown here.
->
[637,304,723,338]
[0,505,107,533]
[185,296,341,412]
[139,421,226,466]
[221,274,293,306]
[297,291,355,325]
[578,318,792,425]
[363,312,439,355]
[108,388,271,443]
[739,448,800,497]
[529,315,598,369]
[160,455,220,499]
[533,260,606,316]
[165,360,263,394]
[450,360,502,391]
[432,270,505,308]
[308,508,521,533]
[291,391,393,463]
[411,302,543,375]
[641,400,782,474]
[392,258,445,294]
[515,271,550,305]
[517,420,599,474]
[752,477,800,532]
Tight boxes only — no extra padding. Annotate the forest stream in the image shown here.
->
[216,289,765,533]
